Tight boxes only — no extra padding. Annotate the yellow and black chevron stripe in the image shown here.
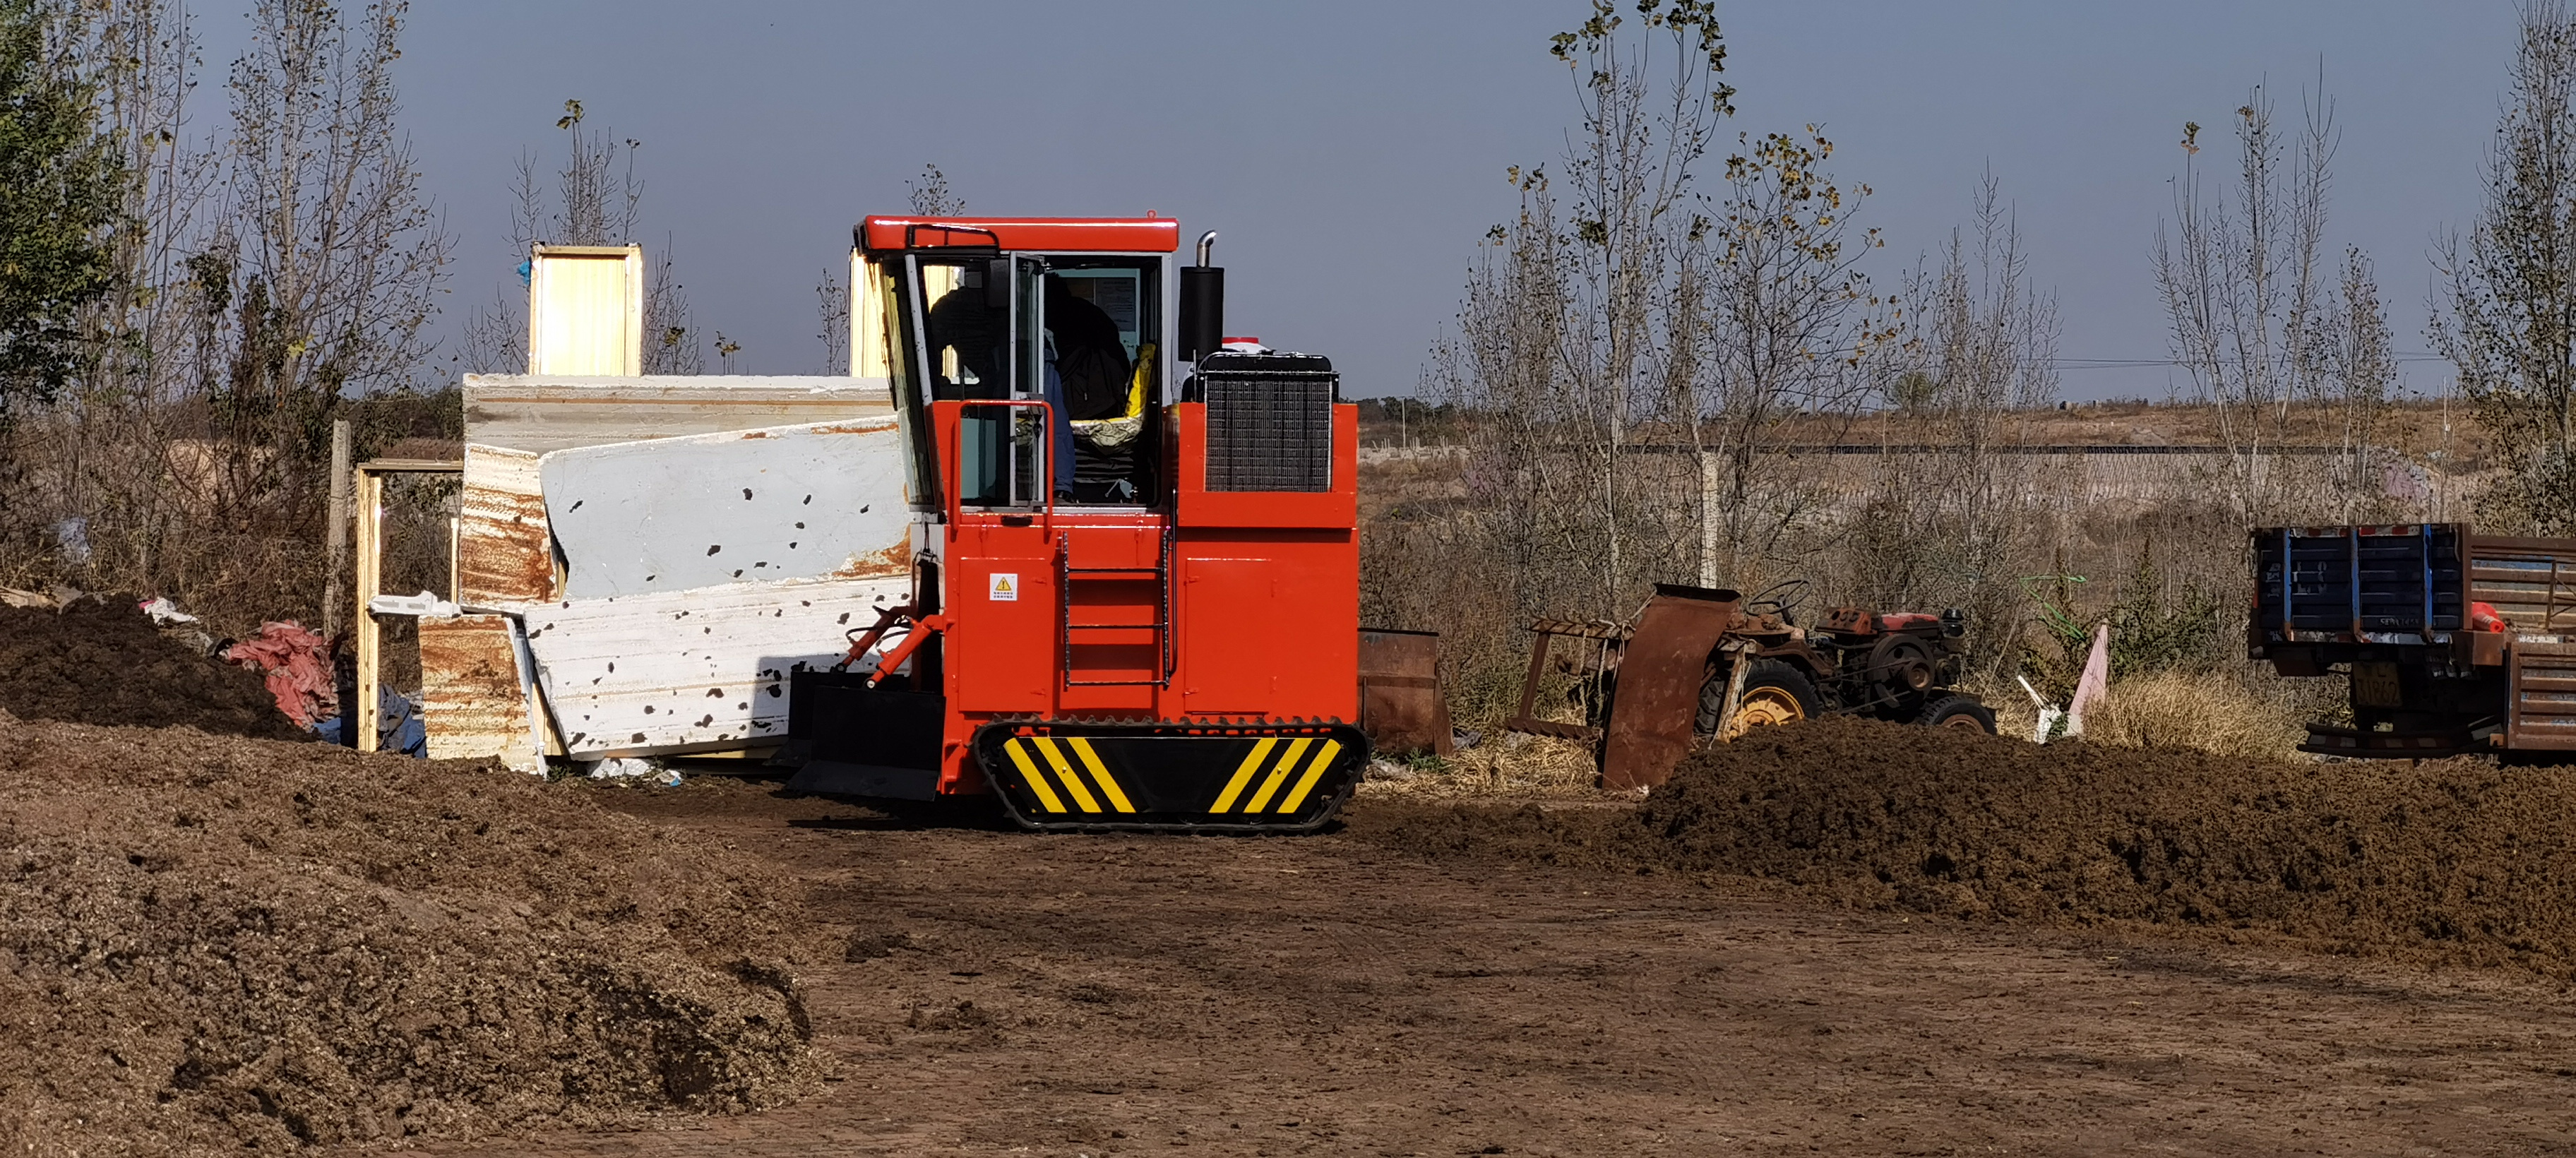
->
[972,722,1366,831]
[998,736,1140,815]
[1208,736,1347,816]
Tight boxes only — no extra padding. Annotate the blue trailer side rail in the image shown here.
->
[2250,523,2467,646]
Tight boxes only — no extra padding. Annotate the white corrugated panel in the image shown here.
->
[523,576,910,757]
[537,418,910,599]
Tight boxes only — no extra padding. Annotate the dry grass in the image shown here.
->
[2085,669,2318,760]
[1356,734,1617,802]
[1974,665,2331,761]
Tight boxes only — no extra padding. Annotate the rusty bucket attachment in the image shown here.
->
[1503,584,1743,792]
[1359,628,1453,758]
[1599,585,1742,790]
[1502,619,1629,744]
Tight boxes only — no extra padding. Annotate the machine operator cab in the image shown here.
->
[861,217,1193,513]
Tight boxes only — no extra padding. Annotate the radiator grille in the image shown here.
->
[1203,363,1335,492]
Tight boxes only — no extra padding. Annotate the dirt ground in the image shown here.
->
[0,597,308,740]
[21,711,2576,1155]
[381,775,2576,1158]
[0,714,815,1155]
[1370,717,2576,977]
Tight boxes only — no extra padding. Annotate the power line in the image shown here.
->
[2050,354,2447,371]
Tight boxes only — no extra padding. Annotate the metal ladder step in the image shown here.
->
[1059,551,1171,688]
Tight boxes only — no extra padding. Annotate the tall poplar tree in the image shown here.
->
[0,0,120,419]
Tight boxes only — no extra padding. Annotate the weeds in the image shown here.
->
[2087,669,2315,760]
[1357,735,1609,801]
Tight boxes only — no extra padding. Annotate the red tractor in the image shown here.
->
[780,217,1365,832]
[1505,582,1996,790]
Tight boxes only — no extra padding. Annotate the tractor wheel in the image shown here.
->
[1916,693,1997,734]
[1698,659,1823,742]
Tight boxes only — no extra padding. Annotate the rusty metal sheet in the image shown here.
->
[457,444,556,604]
[1359,628,1451,758]
[522,576,910,757]
[1502,619,1627,743]
[2510,640,2576,751]
[462,374,895,454]
[1600,585,1741,792]
[537,418,911,598]
[419,614,544,772]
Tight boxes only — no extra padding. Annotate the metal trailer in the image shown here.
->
[2251,523,2576,756]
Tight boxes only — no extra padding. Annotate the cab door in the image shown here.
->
[907,254,1061,715]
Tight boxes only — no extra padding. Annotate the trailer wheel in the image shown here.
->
[1699,659,1823,741]
[1916,693,1997,734]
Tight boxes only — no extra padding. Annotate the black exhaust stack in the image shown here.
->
[1179,229,1223,362]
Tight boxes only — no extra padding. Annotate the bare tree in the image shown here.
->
[816,272,849,375]
[643,239,700,374]
[1847,173,2058,667]
[1548,0,1729,597]
[907,163,962,215]
[40,0,220,580]
[1430,2,1730,621]
[2434,0,2576,532]
[1424,8,1707,655]
[458,99,700,374]
[191,0,446,518]
[2325,246,2395,519]
[83,0,220,363]
[1693,126,1894,587]
[542,98,637,244]
[2153,83,2341,518]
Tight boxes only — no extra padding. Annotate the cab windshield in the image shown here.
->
[914,257,1037,400]
[902,252,1163,507]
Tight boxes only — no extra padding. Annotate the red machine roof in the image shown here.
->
[858,215,1181,254]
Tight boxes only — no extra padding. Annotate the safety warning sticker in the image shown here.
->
[989,572,1019,602]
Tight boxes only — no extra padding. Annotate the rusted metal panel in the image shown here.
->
[2470,535,2576,635]
[1600,585,1741,792]
[462,375,894,454]
[1359,628,1452,758]
[2510,640,2576,751]
[419,614,544,772]
[456,444,556,605]
[538,419,911,598]
[523,576,910,757]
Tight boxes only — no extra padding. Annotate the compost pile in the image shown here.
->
[1352,717,2576,975]
[0,712,817,1155]
[0,599,307,741]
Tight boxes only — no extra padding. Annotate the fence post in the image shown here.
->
[355,467,382,753]
[1698,448,1721,590]
[324,419,352,634]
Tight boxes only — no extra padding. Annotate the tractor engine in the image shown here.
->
[1811,607,1969,718]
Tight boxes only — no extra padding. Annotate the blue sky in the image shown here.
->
[258,1,2525,399]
